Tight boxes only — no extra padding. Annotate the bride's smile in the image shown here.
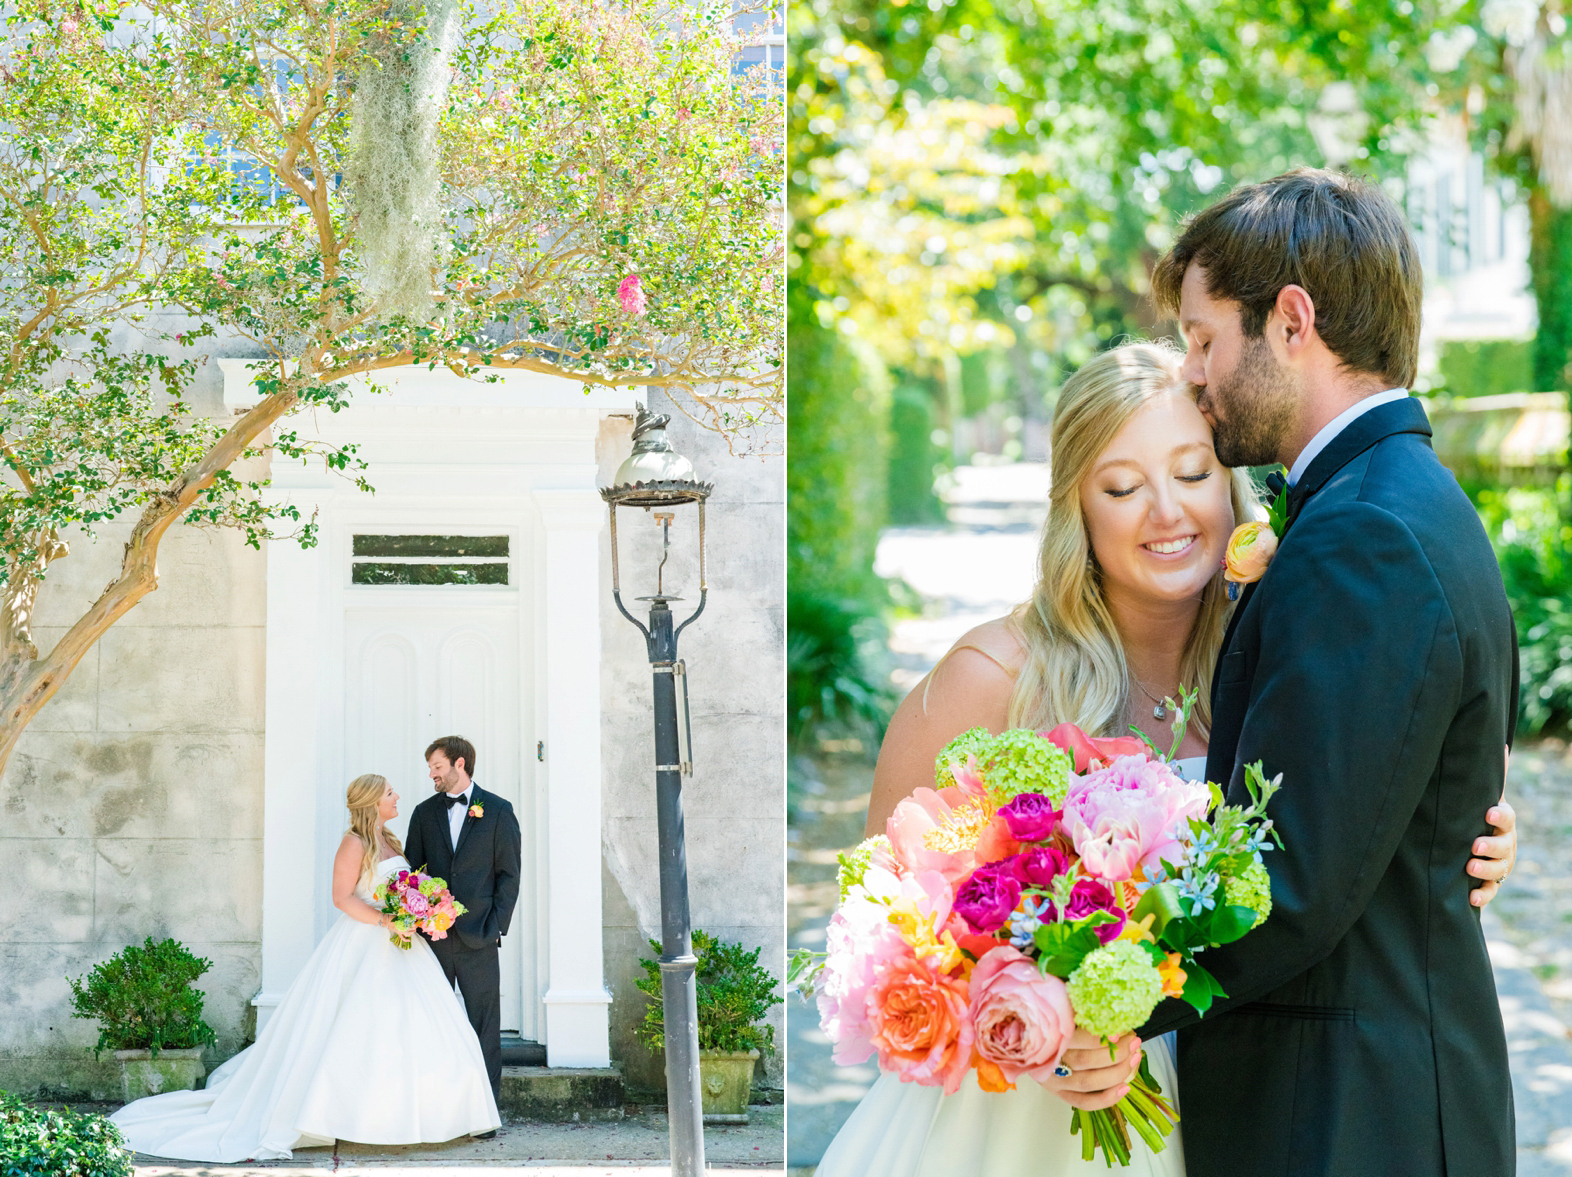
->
[1079,392,1234,609]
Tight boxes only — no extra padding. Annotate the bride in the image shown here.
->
[812,341,1517,1176]
[111,774,500,1162]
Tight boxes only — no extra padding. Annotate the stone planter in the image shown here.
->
[114,1048,206,1102]
[698,1049,759,1124]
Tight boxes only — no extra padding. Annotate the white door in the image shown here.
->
[343,605,526,1033]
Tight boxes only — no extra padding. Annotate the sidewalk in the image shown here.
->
[125,1106,783,1175]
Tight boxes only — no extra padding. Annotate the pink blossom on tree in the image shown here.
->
[618,273,648,315]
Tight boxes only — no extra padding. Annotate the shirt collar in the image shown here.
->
[1287,388,1410,487]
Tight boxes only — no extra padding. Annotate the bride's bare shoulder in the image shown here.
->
[895,616,1026,733]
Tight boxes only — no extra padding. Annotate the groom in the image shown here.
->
[405,735,523,1105]
[1127,170,1517,1174]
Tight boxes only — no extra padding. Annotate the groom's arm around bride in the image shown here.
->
[1136,171,1516,1177]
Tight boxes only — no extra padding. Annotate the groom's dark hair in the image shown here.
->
[426,735,476,778]
[1152,168,1422,388]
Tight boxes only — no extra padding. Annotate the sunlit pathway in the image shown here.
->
[787,463,1572,1175]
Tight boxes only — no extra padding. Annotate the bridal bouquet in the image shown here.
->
[372,867,466,949]
[791,695,1282,1167]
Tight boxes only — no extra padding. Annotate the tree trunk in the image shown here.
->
[0,387,301,782]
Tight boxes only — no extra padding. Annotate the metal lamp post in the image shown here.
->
[601,404,712,1177]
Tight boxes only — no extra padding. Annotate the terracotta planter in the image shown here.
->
[698,1049,759,1123]
[114,1048,206,1103]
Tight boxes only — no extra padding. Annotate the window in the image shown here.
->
[351,535,510,586]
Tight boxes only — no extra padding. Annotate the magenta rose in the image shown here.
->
[1008,845,1070,889]
[997,792,1061,842]
[1062,879,1126,945]
[953,866,1023,933]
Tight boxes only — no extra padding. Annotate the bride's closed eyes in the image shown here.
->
[1103,469,1213,498]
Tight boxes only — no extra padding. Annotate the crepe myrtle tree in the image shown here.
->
[0,0,783,781]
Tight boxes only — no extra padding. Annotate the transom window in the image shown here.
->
[351,535,510,586]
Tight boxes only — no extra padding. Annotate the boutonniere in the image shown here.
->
[1223,469,1289,601]
[467,802,484,819]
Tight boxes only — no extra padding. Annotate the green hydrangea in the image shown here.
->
[1066,940,1164,1040]
[935,727,996,790]
[836,836,891,902]
[935,727,1074,806]
[1221,858,1272,929]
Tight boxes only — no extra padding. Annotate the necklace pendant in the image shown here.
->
[1153,704,1167,721]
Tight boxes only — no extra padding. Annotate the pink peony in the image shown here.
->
[618,274,648,315]
[867,955,974,1093]
[969,945,1075,1085]
[1062,755,1210,881]
[887,781,1019,887]
[405,891,431,917]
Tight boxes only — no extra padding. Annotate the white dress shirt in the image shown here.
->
[446,785,474,850]
[1287,388,1410,487]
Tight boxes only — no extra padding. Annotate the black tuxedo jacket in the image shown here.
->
[404,784,523,953]
[1140,397,1517,1175]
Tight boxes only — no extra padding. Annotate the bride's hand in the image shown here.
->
[1469,797,1517,908]
[1042,1028,1144,1111]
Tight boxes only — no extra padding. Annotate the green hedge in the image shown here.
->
[0,1094,131,1177]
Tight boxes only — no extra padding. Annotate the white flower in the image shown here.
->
[1425,26,1479,72]
[1482,0,1541,47]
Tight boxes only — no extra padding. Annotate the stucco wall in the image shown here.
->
[598,391,785,1095]
[0,517,269,1098]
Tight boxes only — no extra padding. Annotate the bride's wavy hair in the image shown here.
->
[345,773,403,885]
[1007,340,1258,738]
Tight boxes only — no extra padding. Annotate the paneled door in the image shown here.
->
[343,603,525,1033]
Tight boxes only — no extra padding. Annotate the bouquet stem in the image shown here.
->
[1069,1058,1179,1167]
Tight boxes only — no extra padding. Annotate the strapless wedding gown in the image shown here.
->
[111,855,500,1161]
[813,758,1208,1177]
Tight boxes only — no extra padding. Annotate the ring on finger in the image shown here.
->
[1053,1062,1073,1079]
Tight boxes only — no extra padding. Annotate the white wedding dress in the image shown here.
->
[813,758,1207,1177]
[111,855,500,1162]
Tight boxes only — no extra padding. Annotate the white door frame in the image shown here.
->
[224,362,633,1067]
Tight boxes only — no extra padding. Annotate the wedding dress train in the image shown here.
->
[110,856,500,1162]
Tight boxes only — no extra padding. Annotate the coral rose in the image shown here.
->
[867,956,974,1093]
[969,945,1075,1085]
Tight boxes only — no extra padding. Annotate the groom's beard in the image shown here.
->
[1197,335,1298,469]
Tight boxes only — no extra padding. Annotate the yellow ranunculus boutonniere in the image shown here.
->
[1223,469,1289,601]
[468,802,484,819]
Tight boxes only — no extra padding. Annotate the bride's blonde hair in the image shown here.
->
[346,773,403,885]
[1006,340,1258,738]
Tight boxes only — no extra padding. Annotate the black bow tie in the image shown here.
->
[1265,469,1289,499]
[441,791,470,810]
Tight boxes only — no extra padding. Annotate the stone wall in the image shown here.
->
[598,391,785,1095]
[0,518,269,1098]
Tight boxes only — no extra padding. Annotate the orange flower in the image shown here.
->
[1223,521,1278,586]
[867,956,975,1094]
[1157,952,1187,1000]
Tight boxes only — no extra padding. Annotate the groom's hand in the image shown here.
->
[1044,1029,1143,1110]
[1469,796,1518,907]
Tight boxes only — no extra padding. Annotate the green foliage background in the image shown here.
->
[634,930,783,1055]
[789,0,1572,739]
[0,1093,131,1177]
